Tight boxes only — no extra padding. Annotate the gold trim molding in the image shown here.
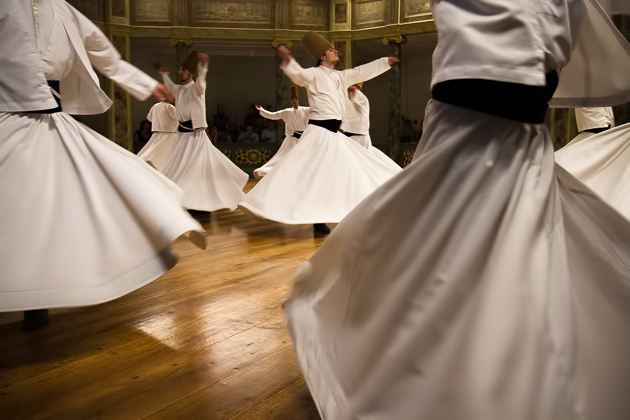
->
[271,40,293,48]
[383,34,404,44]
[170,38,192,46]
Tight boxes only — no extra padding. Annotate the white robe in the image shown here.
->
[138,102,178,171]
[253,106,310,180]
[161,64,248,212]
[239,58,402,224]
[341,89,401,171]
[283,1,630,419]
[0,0,205,312]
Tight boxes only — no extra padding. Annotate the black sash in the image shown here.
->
[178,120,195,132]
[293,131,303,139]
[343,132,359,137]
[431,71,559,124]
[583,126,611,134]
[26,81,62,114]
[308,119,342,133]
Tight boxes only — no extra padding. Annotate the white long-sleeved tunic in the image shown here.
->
[431,0,630,108]
[147,102,177,133]
[258,106,310,137]
[162,62,208,129]
[0,0,158,114]
[340,89,370,135]
[575,107,615,132]
[281,57,390,121]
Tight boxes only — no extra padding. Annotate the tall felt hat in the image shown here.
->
[179,50,199,74]
[302,31,333,63]
[289,85,299,99]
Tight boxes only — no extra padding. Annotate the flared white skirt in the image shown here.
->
[349,133,401,171]
[253,135,299,180]
[555,123,630,220]
[284,100,630,420]
[161,130,249,212]
[0,112,205,312]
[240,124,402,224]
[137,131,177,172]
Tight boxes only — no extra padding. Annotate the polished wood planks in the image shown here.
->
[0,180,324,420]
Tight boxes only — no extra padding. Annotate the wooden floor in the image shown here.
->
[0,180,326,420]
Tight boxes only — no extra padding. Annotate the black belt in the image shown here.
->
[431,71,559,124]
[178,120,195,132]
[344,132,360,137]
[583,126,611,134]
[292,131,303,139]
[308,119,341,133]
[26,81,62,114]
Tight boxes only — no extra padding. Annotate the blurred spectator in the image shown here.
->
[253,116,265,137]
[244,104,259,129]
[260,120,277,143]
[227,114,240,142]
[133,119,152,153]
[400,119,417,143]
[213,103,229,133]
[237,125,259,143]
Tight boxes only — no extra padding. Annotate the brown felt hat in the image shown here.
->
[179,50,199,74]
[302,31,333,63]
[289,85,299,99]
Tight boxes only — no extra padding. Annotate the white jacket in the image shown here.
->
[430,0,630,108]
[0,0,157,114]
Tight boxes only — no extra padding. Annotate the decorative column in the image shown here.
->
[272,40,293,141]
[107,0,132,150]
[109,33,132,150]
[384,35,403,162]
[171,38,192,68]
[613,15,630,125]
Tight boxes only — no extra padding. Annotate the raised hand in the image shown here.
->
[388,57,400,66]
[255,105,262,111]
[198,53,209,65]
[152,84,171,101]
[158,68,169,75]
[278,45,293,63]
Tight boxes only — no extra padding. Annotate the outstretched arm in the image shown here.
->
[70,4,160,100]
[341,57,399,88]
[278,46,315,87]
[256,105,288,120]
[195,53,209,96]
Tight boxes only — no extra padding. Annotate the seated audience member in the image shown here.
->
[213,103,229,133]
[244,105,259,129]
[228,114,240,142]
[260,120,277,143]
[133,119,152,153]
[400,119,416,143]
[237,125,259,143]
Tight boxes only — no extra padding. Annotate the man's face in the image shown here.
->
[291,97,300,108]
[178,67,193,83]
[321,48,339,66]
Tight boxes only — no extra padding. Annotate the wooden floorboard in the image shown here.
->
[0,180,328,419]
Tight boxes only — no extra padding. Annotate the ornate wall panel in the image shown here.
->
[353,0,387,29]
[189,0,274,28]
[67,0,105,22]
[334,3,347,24]
[290,0,329,30]
[132,0,171,24]
[401,0,431,23]
[111,35,130,149]
[111,0,127,17]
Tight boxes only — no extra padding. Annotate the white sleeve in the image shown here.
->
[69,5,158,101]
[339,57,391,89]
[281,58,316,87]
[259,107,288,120]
